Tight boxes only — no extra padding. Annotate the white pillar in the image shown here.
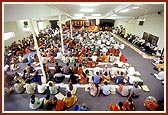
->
[70,19,73,39]
[29,19,47,84]
[59,15,65,55]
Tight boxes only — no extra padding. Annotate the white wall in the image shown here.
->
[114,13,164,50]
[4,20,49,47]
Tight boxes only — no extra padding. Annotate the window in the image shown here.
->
[4,32,15,40]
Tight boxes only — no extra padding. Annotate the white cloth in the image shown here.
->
[117,61,123,68]
[91,55,98,62]
[154,71,164,80]
[93,67,102,75]
[127,66,135,76]
[37,84,47,93]
[57,52,63,59]
[41,57,48,64]
[128,75,137,84]
[29,97,44,110]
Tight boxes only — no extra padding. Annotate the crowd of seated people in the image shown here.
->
[4,27,157,111]
[108,97,136,111]
[120,33,159,56]
[112,25,161,56]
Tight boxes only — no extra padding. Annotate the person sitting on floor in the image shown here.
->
[114,71,125,85]
[27,54,34,63]
[54,62,62,74]
[64,91,78,108]
[43,94,52,110]
[109,53,115,63]
[154,68,164,81]
[26,63,35,79]
[108,101,126,111]
[92,72,102,85]
[18,54,27,63]
[155,61,164,72]
[74,103,89,111]
[77,63,84,75]
[71,63,78,74]
[79,72,87,84]
[62,63,70,75]
[100,81,111,96]
[128,81,141,98]
[128,75,137,85]
[49,55,55,63]
[116,82,130,97]
[123,98,136,111]
[102,71,111,84]
[13,72,25,84]
[143,96,163,111]
[65,82,77,95]
[120,54,127,63]
[10,63,19,71]
[29,94,44,110]
[33,54,39,64]
[54,71,65,83]
[37,82,47,94]
[33,71,41,83]
[51,97,57,109]
[14,80,25,94]
[127,64,136,76]
[24,80,36,94]
[89,83,100,97]
[68,72,79,84]
[48,82,60,95]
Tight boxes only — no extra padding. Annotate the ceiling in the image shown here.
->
[3,3,165,22]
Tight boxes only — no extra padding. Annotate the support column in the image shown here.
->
[59,15,64,55]
[70,19,73,39]
[29,19,47,84]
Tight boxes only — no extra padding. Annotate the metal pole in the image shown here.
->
[70,19,73,39]
[59,15,64,55]
[29,19,47,84]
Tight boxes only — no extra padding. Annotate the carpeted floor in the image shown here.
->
[3,36,165,112]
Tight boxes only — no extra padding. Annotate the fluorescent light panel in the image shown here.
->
[119,8,130,13]
[132,6,140,9]
[80,8,94,12]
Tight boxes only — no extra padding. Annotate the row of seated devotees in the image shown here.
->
[5,60,142,98]
[3,69,163,111]
[5,28,126,71]
[29,91,163,111]
[121,33,159,56]
[28,91,136,111]
[7,59,138,86]
[5,47,126,72]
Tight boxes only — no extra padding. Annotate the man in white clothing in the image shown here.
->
[127,64,135,76]
[37,82,47,94]
[154,68,164,80]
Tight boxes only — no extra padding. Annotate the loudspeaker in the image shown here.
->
[139,21,144,26]
[24,21,28,26]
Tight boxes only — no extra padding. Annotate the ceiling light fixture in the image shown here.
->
[119,8,130,13]
[80,8,94,12]
[132,6,140,9]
